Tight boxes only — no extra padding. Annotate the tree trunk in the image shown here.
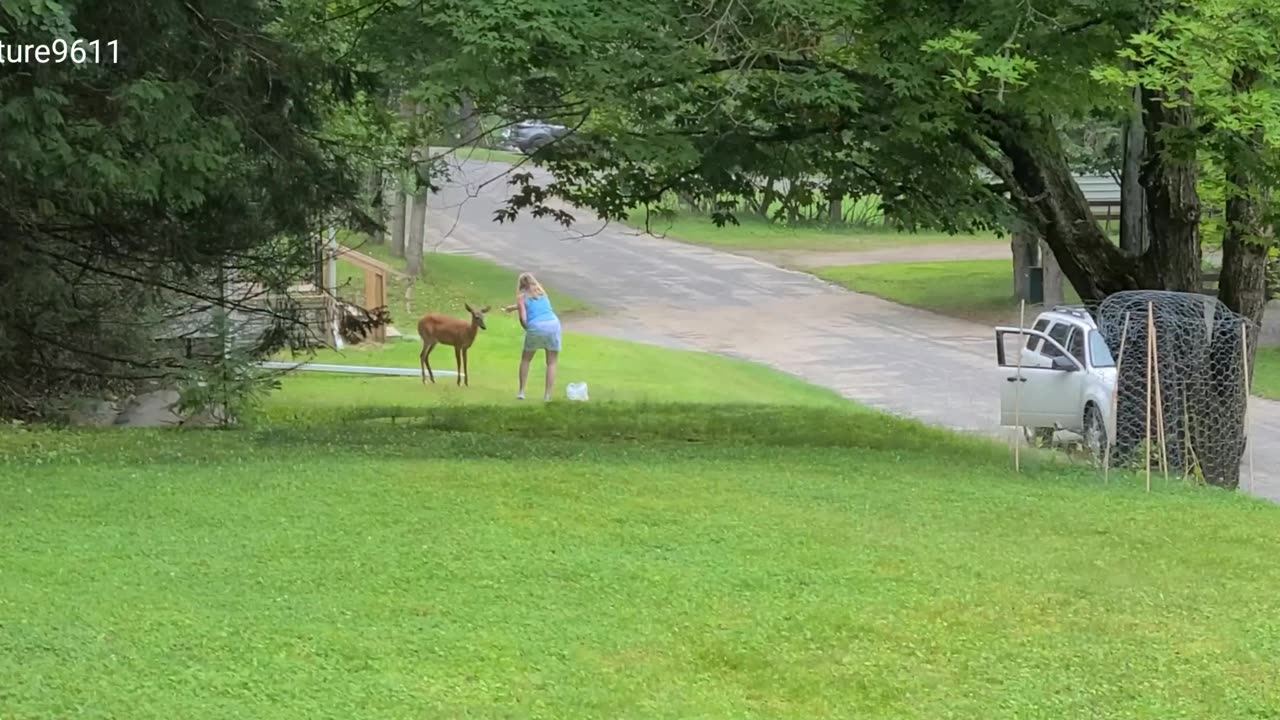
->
[1011,231,1039,301]
[1219,184,1270,351]
[406,187,427,277]
[1041,240,1064,306]
[759,178,777,220]
[1120,85,1148,255]
[827,191,843,225]
[457,93,481,146]
[388,179,406,258]
[391,95,416,259]
[1207,69,1269,490]
[982,111,1139,303]
[367,169,385,245]
[1218,69,1270,351]
[1138,85,1201,292]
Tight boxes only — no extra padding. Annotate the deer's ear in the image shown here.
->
[480,305,491,313]
[464,303,473,313]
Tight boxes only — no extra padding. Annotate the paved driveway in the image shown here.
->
[427,157,1280,501]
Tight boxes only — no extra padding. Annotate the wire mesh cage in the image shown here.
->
[1097,290,1254,488]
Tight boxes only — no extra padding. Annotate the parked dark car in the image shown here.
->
[504,120,570,155]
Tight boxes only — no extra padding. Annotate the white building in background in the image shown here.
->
[1074,174,1121,206]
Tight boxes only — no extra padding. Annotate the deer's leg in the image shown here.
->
[455,346,463,385]
[422,341,436,384]
[463,348,470,387]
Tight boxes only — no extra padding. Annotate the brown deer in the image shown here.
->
[417,303,490,386]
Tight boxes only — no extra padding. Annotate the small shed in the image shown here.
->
[330,245,397,344]
[1075,173,1122,230]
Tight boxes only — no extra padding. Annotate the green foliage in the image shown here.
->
[0,0,367,417]
[453,0,1140,240]
[174,312,282,427]
[1061,117,1123,178]
[1095,0,1280,248]
[923,29,1040,98]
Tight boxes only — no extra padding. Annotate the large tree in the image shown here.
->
[0,0,368,416]
[273,0,598,259]
[458,0,1277,487]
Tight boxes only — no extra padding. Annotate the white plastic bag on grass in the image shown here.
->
[566,382,589,401]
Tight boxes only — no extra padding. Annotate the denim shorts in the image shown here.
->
[524,318,562,352]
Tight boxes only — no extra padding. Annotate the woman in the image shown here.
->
[504,272,561,401]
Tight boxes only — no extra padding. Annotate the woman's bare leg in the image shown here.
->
[518,350,535,398]
[544,350,559,401]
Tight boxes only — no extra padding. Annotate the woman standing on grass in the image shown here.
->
[504,272,561,401]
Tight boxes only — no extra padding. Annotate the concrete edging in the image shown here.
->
[258,361,458,378]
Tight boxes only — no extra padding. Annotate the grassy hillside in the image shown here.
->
[813,259,1082,326]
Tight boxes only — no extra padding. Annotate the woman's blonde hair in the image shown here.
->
[517,272,545,299]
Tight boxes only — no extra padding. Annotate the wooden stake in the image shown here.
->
[1242,320,1256,494]
[1014,299,1026,472]
[1149,308,1169,480]
[1104,312,1132,482]
[1183,389,1193,481]
[1152,299,1162,489]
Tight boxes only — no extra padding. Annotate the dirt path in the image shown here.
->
[427,158,1280,502]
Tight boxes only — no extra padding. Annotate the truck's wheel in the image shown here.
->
[1083,404,1107,466]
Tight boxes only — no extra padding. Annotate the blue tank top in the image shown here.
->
[524,293,557,324]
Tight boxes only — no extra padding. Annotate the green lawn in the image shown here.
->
[273,331,852,414]
[1254,347,1280,401]
[624,208,1001,253]
[5,386,1280,717]
[815,259,1080,326]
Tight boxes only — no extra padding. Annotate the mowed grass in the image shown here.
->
[4,395,1280,717]
[1253,347,1280,401]
[815,259,1081,326]
[625,209,1001,253]
[273,336,851,414]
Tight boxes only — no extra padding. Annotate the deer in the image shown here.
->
[417,303,490,386]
